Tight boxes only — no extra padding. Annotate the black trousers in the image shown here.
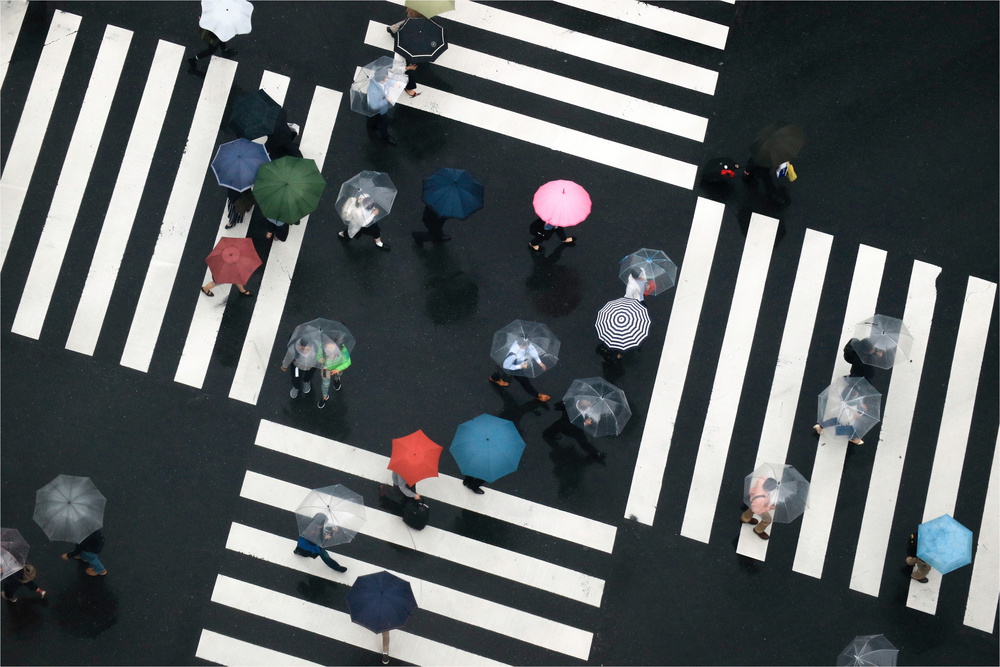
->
[366,112,390,138]
[491,367,539,397]
[412,206,449,241]
[194,39,229,60]
[345,223,382,240]
[529,217,569,244]
[543,415,600,457]
[291,366,316,390]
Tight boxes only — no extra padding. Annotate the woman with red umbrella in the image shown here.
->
[201,237,261,297]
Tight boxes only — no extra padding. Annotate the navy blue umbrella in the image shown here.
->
[211,139,270,192]
[346,571,417,633]
[229,89,287,140]
[422,168,484,219]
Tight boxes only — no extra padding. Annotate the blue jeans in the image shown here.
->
[80,551,105,572]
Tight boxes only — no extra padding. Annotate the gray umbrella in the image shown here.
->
[33,475,106,543]
[837,634,898,666]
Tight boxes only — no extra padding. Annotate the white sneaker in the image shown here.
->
[290,387,299,398]
[287,122,300,135]
[302,383,311,394]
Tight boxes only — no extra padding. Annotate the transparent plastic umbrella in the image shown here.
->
[0,528,30,581]
[350,56,408,117]
[563,378,632,437]
[619,248,678,296]
[817,376,882,440]
[851,315,914,369]
[199,0,253,43]
[918,514,973,574]
[489,320,559,379]
[743,463,809,524]
[33,475,106,543]
[336,170,397,236]
[295,485,366,548]
[836,634,898,666]
[286,320,355,372]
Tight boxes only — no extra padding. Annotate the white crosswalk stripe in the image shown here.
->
[0,0,30,86]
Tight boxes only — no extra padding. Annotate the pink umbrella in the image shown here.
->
[205,237,262,285]
[532,180,591,228]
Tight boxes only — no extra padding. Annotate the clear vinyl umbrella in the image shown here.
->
[619,248,678,296]
[743,463,809,524]
[349,56,408,117]
[836,634,898,666]
[0,528,30,581]
[851,315,914,369]
[33,475,106,543]
[817,376,882,441]
[285,320,355,372]
[489,320,559,379]
[336,170,397,237]
[295,484,366,548]
[563,378,632,437]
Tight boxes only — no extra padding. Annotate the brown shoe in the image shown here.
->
[755,530,770,540]
[742,517,759,525]
[489,376,509,387]
[85,567,107,576]
[536,394,551,402]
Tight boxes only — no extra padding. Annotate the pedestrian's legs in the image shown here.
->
[301,367,316,394]
[906,556,932,581]
[511,374,539,397]
[79,550,106,573]
[381,631,391,664]
[291,367,304,393]
[564,422,603,458]
[754,511,772,536]
[386,19,406,33]
[489,366,510,386]
[193,42,220,61]
[740,507,757,524]
[317,548,347,572]
[320,371,331,398]
[553,226,574,243]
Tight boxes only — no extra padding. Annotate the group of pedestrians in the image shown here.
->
[2,529,107,604]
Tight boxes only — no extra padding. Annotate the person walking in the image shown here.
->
[187,28,238,70]
[904,530,931,583]
[742,158,794,205]
[339,194,390,250]
[62,528,107,576]
[411,205,451,246]
[488,339,550,402]
[385,6,425,35]
[462,475,486,494]
[264,217,291,242]
[293,513,348,573]
[528,217,575,252]
[365,70,397,146]
[379,471,422,505]
[542,400,606,460]
[282,337,318,398]
[317,341,352,409]
[740,475,778,540]
[1,563,46,601]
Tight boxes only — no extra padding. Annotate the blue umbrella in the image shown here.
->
[918,514,973,574]
[422,168,484,219]
[450,414,526,483]
[211,139,270,192]
[346,571,417,633]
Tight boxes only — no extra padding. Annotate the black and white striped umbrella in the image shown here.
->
[595,298,651,350]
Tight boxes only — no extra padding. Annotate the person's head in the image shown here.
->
[19,563,36,583]
[359,195,375,210]
[515,338,529,349]
[762,478,778,492]
[297,338,313,353]
[577,398,593,410]
[323,342,340,358]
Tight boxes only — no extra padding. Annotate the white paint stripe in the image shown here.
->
[849,260,940,596]
[0,0,29,86]
[241,471,605,607]
[212,575,505,667]
[393,82,697,189]
[964,428,1000,633]
[553,0,729,50]
[227,522,593,659]
[793,244,887,578]
[196,629,320,667]
[907,276,997,614]
[624,197,725,525]
[228,86,341,404]
[11,26,133,340]
[364,22,708,143]
[173,71,290,389]
[118,57,237,372]
[254,420,616,553]
[737,229,833,559]
[680,214,779,543]
[388,0,718,94]
[65,41,184,356]
[0,10,80,270]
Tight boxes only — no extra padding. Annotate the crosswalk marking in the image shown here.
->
[964,428,999,633]
[625,197,725,525]
[363,21,709,142]
[907,275,997,614]
[241,471,606,607]
[196,629,321,667]
[553,0,729,50]
[254,420,618,553]
[211,575,505,667]
[0,10,80,270]
[793,244,887,579]
[65,40,184,356]
[849,260,940,596]
[680,213,779,544]
[173,70,291,389]
[737,229,833,558]
[228,85,341,404]
[0,0,29,86]
[227,522,594,659]
[119,56,238,372]
[393,0,719,94]
[11,25,132,340]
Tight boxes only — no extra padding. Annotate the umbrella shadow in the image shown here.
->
[491,385,547,430]
[416,245,479,324]
[55,578,119,638]
[452,509,508,544]
[524,245,583,318]
[734,197,789,247]
[296,574,339,604]
[545,442,592,499]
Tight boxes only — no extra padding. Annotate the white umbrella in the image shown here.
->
[199,0,254,43]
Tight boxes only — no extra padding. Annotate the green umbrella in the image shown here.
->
[405,0,454,19]
[253,156,327,223]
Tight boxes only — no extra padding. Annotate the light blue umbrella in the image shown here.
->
[918,514,973,574]
[449,415,525,483]
[211,138,270,192]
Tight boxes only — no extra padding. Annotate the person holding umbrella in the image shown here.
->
[1,563,45,602]
[740,475,778,540]
[281,336,319,399]
[317,340,351,409]
[187,0,253,70]
[338,195,390,250]
[346,571,418,665]
[201,237,259,297]
[743,122,804,206]
[293,513,348,573]
[489,338,551,402]
[413,168,484,246]
[528,180,590,251]
[61,528,107,577]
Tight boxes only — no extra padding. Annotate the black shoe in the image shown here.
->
[917,577,929,584]
[317,397,328,409]
[593,451,607,460]
[187,57,198,68]
[470,486,485,494]
[221,48,238,57]
[338,231,350,242]
[383,134,397,146]
[386,26,394,35]
[376,241,391,251]
[333,378,342,391]
[334,565,347,573]
[411,232,424,248]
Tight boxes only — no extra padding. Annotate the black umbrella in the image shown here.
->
[394,17,448,63]
[345,571,417,633]
[750,122,804,168]
[229,89,287,140]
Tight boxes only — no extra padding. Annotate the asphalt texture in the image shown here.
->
[1,1,998,665]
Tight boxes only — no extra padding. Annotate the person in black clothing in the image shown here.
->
[412,205,451,246]
[1,563,46,601]
[542,400,606,460]
[187,29,238,70]
[62,529,107,576]
[843,338,874,379]
[463,476,486,494]
[529,218,575,252]
[742,157,789,205]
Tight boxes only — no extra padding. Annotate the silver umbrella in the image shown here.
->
[336,170,397,238]
[837,634,898,666]
[349,56,408,117]
[33,475,106,543]
[563,377,632,437]
[490,320,559,379]
[295,485,366,548]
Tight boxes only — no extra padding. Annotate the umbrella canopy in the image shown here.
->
[199,0,253,43]
[489,320,559,378]
[394,17,448,63]
[918,514,973,574]
[422,168,484,219]
[750,122,805,169]
[253,156,327,223]
[563,378,632,437]
[296,318,356,354]
[851,315,914,369]
[836,634,898,666]
[205,237,262,285]
[817,376,882,440]
[405,0,455,19]
[286,320,355,371]
[350,56,408,117]
[346,571,418,634]
[295,485,366,548]
[619,248,678,296]
[450,414,526,483]
[743,463,810,524]
[532,180,591,227]
[336,170,397,237]
[389,430,444,486]
[0,528,30,581]
[33,475,106,543]
[595,297,651,350]
[228,88,286,140]
[211,138,270,192]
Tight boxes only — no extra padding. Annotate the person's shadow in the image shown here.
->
[524,244,582,318]
[416,244,479,324]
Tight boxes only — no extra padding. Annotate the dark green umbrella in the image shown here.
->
[750,122,805,168]
[253,156,327,223]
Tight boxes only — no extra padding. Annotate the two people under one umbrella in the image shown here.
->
[337,170,397,250]
[202,237,259,297]
[740,463,810,541]
[814,376,882,445]
[529,180,589,251]
[743,122,803,206]
[282,320,356,407]
[488,320,559,402]
[347,570,417,665]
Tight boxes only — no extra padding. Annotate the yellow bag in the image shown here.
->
[786,163,798,182]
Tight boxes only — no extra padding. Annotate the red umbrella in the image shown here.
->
[388,430,443,486]
[205,237,262,285]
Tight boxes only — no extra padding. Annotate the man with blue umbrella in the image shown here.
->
[412,168,484,246]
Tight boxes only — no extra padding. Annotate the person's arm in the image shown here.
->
[331,347,352,372]
[280,347,295,370]
[393,472,417,499]
[502,352,521,371]
[527,344,544,366]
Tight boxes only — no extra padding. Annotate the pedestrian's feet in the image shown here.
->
[812,424,823,435]
[201,285,214,297]
[385,26,394,35]
[529,242,542,251]
[376,240,391,251]
[187,57,198,69]
[755,530,770,540]
[916,577,929,584]
[238,287,253,297]
[850,438,863,445]
[86,567,107,576]
[405,89,421,97]
[536,393,551,402]
[1,593,16,602]
[338,231,349,242]
[593,450,607,460]
[562,237,576,245]
[489,376,509,387]
[221,48,238,57]
[334,565,348,573]
[741,516,759,525]
[39,590,46,598]
[302,382,312,394]
[463,480,485,494]
[383,134,397,146]
[62,553,81,560]
[382,652,390,665]
[317,396,328,409]
[290,387,299,399]
[333,377,342,391]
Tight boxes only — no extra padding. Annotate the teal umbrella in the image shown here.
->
[450,415,525,483]
[253,156,327,223]
[918,514,973,574]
